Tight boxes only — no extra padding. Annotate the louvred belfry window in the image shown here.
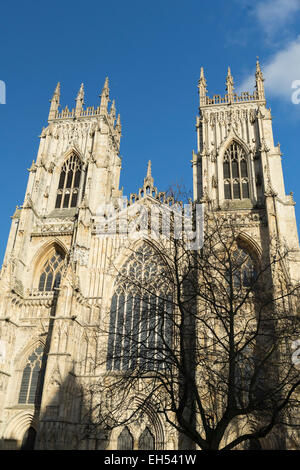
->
[223,142,250,200]
[55,154,82,209]
[38,250,64,291]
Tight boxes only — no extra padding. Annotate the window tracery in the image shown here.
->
[18,345,44,404]
[230,247,256,288]
[107,245,173,371]
[55,154,82,209]
[223,142,250,200]
[38,250,64,291]
[225,246,256,290]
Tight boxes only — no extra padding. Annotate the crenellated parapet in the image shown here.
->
[48,79,121,137]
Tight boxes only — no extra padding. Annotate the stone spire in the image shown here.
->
[198,67,207,106]
[255,57,265,101]
[226,67,234,103]
[100,77,110,113]
[48,82,60,120]
[75,83,85,117]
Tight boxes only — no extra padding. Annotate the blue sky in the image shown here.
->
[0,0,300,263]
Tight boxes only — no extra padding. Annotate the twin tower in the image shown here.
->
[0,62,299,450]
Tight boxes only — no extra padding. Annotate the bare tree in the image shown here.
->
[83,201,300,450]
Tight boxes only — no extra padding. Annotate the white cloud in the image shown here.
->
[238,37,300,102]
[254,0,300,35]
[237,1,300,103]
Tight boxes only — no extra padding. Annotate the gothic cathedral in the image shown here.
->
[0,62,299,450]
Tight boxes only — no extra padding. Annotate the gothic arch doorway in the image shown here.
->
[21,426,37,450]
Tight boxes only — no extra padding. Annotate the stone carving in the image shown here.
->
[212,175,218,188]
[259,137,270,153]
[72,246,89,266]
[249,109,256,124]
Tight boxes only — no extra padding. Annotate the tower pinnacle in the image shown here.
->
[75,83,85,117]
[100,77,110,113]
[48,82,60,120]
[110,99,116,124]
[198,67,207,106]
[146,160,152,178]
[226,66,234,103]
[255,57,265,101]
[144,160,154,188]
[115,113,121,132]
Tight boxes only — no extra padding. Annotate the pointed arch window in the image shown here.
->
[223,142,250,200]
[226,246,256,289]
[55,154,82,209]
[38,249,64,291]
[106,245,173,372]
[117,427,133,450]
[235,344,255,407]
[138,427,155,450]
[18,345,45,404]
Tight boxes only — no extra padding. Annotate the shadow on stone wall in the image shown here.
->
[34,366,110,450]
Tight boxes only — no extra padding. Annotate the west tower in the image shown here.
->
[193,61,300,282]
[0,79,123,449]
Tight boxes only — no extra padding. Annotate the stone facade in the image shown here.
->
[0,63,299,450]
